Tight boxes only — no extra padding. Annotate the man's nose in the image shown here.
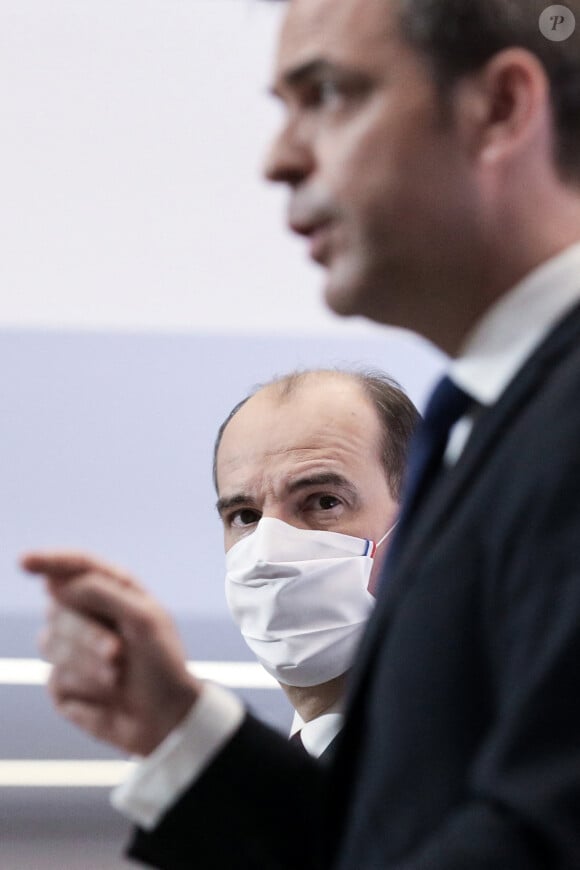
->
[262,122,314,187]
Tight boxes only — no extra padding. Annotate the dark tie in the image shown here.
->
[384,376,473,570]
[290,730,307,754]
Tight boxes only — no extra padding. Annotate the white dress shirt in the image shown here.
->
[113,242,580,831]
[112,681,244,829]
[446,243,580,462]
[289,700,344,759]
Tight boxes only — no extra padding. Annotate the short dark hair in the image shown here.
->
[212,368,420,501]
[396,0,580,181]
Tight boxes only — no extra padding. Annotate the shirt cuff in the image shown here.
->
[111,681,245,830]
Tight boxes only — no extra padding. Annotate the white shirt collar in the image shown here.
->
[450,243,580,406]
[290,699,343,759]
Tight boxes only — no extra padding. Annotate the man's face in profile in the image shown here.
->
[264,0,482,337]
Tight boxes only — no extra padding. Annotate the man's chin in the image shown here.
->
[322,268,360,318]
[323,268,373,320]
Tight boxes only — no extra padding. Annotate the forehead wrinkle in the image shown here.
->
[221,446,356,496]
[269,448,362,487]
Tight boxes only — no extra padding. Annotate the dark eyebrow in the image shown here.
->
[216,472,359,516]
[286,472,359,502]
[215,493,256,517]
[270,59,349,97]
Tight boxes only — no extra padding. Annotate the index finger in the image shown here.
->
[20,551,135,585]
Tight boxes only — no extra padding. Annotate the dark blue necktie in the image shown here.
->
[384,376,473,571]
[290,730,307,754]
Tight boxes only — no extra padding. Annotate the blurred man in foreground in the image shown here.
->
[25,0,580,866]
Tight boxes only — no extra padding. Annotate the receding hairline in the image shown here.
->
[222,370,382,430]
[219,370,383,449]
[213,367,420,502]
[216,370,385,486]
[258,368,375,400]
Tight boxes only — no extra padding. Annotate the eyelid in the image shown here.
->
[316,70,368,90]
[302,76,342,103]
[226,507,262,528]
[303,492,343,508]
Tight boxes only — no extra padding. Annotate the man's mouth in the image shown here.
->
[288,217,334,265]
[307,223,333,264]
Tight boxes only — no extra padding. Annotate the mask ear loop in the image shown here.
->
[376,521,399,551]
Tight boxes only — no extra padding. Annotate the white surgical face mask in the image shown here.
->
[225,517,396,688]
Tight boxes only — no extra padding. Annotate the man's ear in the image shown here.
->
[453,48,552,169]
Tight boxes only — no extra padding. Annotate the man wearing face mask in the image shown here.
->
[226,515,395,758]
[24,368,418,819]
[218,369,409,759]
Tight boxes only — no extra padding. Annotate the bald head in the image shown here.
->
[213,369,418,503]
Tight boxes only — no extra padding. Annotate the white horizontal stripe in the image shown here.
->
[191,660,278,688]
[0,659,278,788]
[0,658,278,689]
[0,659,51,684]
[0,760,136,787]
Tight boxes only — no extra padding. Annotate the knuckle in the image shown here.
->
[47,668,66,702]
[129,602,156,634]
[49,665,71,694]
[51,637,74,667]
[37,628,52,659]
[86,624,110,654]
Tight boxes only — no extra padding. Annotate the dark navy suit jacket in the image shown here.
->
[130,304,580,869]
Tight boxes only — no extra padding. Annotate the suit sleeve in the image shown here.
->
[127,713,327,870]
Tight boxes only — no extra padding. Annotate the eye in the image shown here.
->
[299,74,370,114]
[307,494,342,511]
[318,78,342,106]
[304,78,343,110]
[229,508,262,528]
[319,494,340,510]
